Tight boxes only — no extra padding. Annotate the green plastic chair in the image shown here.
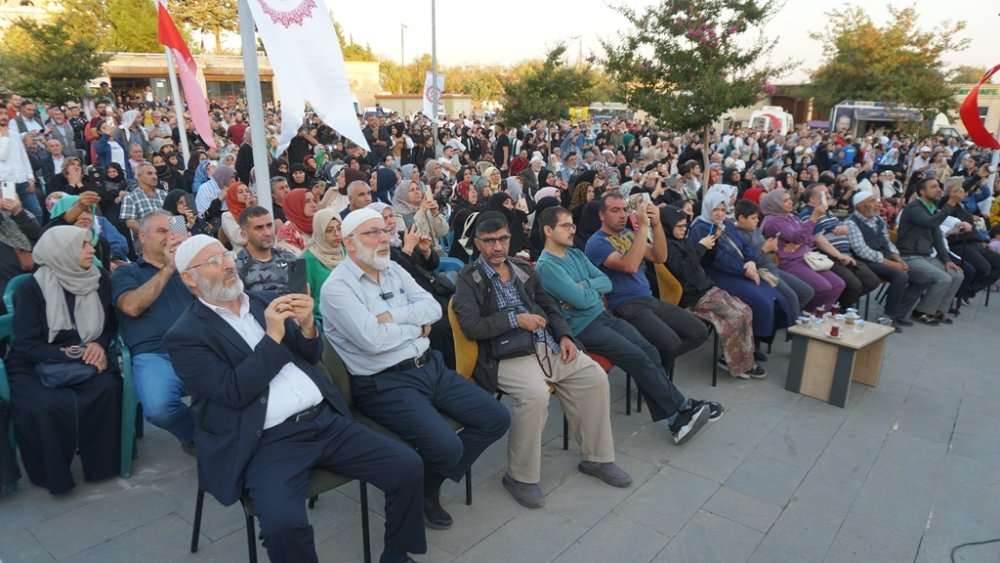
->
[0,313,18,494]
[2,273,30,314]
[115,333,143,478]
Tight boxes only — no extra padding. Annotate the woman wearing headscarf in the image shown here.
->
[162,189,213,237]
[7,226,120,494]
[235,129,254,184]
[448,180,483,262]
[369,202,456,369]
[760,188,845,312]
[47,157,101,200]
[302,208,344,314]
[195,164,233,226]
[662,205,765,379]
[374,167,397,204]
[0,195,40,308]
[183,150,207,192]
[573,200,602,251]
[687,189,791,343]
[275,188,317,256]
[46,195,128,269]
[705,183,738,221]
[392,179,449,252]
[288,163,310,189]
[220,182,254,252]
[483,166,503,194]
[151,153,184,193]
[568,181,596,224]
[485,192,529,257]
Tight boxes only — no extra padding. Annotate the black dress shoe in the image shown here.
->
[423,495,452,530]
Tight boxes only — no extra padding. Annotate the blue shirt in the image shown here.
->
[584,229,652,311]
[110,258,195,355]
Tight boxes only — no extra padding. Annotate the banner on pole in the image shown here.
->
[423,71,445,120]
[246,0,370,155]
[960,63,1000,150]
[157,1,216,149]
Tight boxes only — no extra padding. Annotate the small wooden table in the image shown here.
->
[785,318,895,407]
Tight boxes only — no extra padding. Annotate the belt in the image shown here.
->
[376,349,432,375]
[284,401,328,423]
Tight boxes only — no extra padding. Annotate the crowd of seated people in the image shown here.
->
[4,95,1000,562]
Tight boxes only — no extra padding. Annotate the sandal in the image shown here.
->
[933,311,953,325]
[912,313,939,326]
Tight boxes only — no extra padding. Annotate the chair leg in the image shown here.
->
[711,329,719,388]
[986,285,992,307]
[360,481,371,563]
[190,489,205,553]
[636,389,643,413]
[625,374,632,416]
[864,292,871,320]
[465,469,472,506]
[562,415,568,451]
[308,495,318,509]
[245,513,258,563]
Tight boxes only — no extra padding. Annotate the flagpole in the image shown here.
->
[161,0,190,163]
[238,0,272,215]
[430,0,440,157]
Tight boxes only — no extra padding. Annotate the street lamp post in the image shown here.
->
[400,23,407,94]
[431,0,440,157]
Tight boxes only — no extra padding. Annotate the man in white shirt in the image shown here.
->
[321,209,510,531]
[164,235,426,563]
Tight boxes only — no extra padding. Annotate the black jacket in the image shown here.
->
[452,257,574,393]
[896,199,955,262]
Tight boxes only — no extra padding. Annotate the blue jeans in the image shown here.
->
[16,182,42,219]
[131,352,194,444]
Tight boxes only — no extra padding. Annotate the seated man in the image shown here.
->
[111,210,196,454]
[453,211,632,509]
[535,206,721,444]
[846,191,931,329]
[235,206,298,293]
[321,209,510,530]
[164,235,425,563]
[584,193,709,375]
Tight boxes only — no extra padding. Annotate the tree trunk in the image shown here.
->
[214,30,222,54]
[701,125,711,197]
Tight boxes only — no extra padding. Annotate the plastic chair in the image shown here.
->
[654,264,721,386]
[436,257,465,282]
[115,333,143,478]
[0,313,19,494]
[3,273,30,314]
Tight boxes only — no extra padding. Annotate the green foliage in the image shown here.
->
[809,6,967,115]
[501,45,600,126]
[170,0,238,54]
[949,65,991,85]
[333,19,377,62]
[106,0,160,52]
[0,14,111,103]
[603,0,792,132]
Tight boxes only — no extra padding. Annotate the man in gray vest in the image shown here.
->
[845,191,932,329]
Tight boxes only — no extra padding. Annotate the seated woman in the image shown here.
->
[368,202,456,370]
[0,196,41,311]
[46,157,104,202]
[152,153,185,193]
[759,188,845,312]
[220,182,253,252]
[275,188,317,256]
[484,192,529,257]
[47,194,128,271]
[448,180,483,262]
[392,179,449,252]
[663,207,765,378]
[687,191,791,347]
[162,189,214,238]
[302,208,344,314]
[7,226,121,494]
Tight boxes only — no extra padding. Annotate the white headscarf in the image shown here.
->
[32,226,104,344]
[699,189,731,224]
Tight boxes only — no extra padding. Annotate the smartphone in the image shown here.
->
[403,214,416,230]
[168,215,188,237]
[1,182,16,201]
[709,224,717,237]
[820,191,828,207]
[287,258,307,295]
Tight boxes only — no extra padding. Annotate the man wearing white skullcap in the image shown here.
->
[110,209,196,455]
[164,233,427,563]
[321,209,510,531]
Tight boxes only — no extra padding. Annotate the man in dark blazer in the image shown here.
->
[164,235,425,563]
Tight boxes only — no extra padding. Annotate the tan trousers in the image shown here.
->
[497,341,615,484]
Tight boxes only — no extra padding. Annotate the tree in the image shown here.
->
[107,0,161,52]
[501,45,599,126]
[809,6,967,115]
[949,65,991,84]
[603,0,792,192]
[171,0,238,54]
[333,19,377,62]
[0,14,112,103]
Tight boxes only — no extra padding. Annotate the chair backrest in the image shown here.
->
[0,314,10,401]
[654,263,683,306]
[318,338,353,408]
[447,299,478,380]
[3,274,30,314]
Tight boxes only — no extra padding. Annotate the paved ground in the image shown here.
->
[3,296,1000,563]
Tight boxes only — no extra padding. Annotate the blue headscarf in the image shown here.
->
[193,160,212,194]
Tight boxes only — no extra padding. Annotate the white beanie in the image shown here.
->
[341,208,383,238]
[174,234,220,272]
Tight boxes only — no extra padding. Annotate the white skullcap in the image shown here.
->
[341,208,383,238]
[174,234,221,272]
[852,190,875,208]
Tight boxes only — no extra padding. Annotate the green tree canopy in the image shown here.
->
[809,6,967,115]
[170,0,238,54]
[0,14,111,103]
[59,0,162,53]
[949,65,991,85]
[333,19,377,62]
[501,45,599,126]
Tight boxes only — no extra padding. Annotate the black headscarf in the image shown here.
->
[289,163,310,188]
[573,200,602,251]
[485,192,527,254]
[162,189,196,216]
[660,205,688,238]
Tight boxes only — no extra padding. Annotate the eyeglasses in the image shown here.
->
[355,228,393,238]
[478,235,511,246]
[189,251,236,270]
[556,222,576,231]
[673,223,689,230]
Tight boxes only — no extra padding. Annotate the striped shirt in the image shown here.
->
[479,257,559,353]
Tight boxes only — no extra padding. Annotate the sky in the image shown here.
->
[317,0,998,84]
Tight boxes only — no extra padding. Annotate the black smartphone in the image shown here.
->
[287,258,307,295]
[709,224,717,237]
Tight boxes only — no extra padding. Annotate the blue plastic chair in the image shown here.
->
[3,273,30,314]
[0,313,18,493]
[435,257,465,283]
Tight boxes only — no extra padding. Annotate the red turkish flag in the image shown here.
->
[157,1,216,150]
[959,64,1000,150]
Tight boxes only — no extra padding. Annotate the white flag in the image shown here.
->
[246,0,370,155]
[423,71,445,120]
